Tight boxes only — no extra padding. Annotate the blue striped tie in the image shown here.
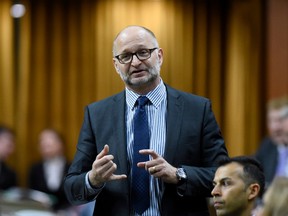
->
[132,96,150,214]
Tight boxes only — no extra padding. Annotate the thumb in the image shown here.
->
[96,144,109,160]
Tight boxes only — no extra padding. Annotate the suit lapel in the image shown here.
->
[164,86,183,164]
[112,92,129,175]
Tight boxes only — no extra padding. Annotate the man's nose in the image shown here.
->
[211,185,221,196]
[131,54,141,66]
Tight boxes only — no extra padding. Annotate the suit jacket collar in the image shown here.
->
[165,85,182,164]
[112,92,129,174]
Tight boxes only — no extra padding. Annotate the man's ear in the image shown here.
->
[113,59,120,74]
[248,183,260,200]
[157,48,164,65]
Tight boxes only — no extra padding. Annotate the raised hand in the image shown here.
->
[137,149,178,184]
[88,144,127,187]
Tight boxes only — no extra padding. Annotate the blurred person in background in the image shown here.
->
[255,176,288,216]
[211,156,265,216]
[277,106,288,176]
[0,125,17,190]
[28,128,70,211]
[254,96,288,185]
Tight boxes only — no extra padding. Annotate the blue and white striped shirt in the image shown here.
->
[126,80,167,216]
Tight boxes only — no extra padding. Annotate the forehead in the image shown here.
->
[214,162,244,182]
[115,27,155,52]
[268,109,283,119]
[40,130,59,141]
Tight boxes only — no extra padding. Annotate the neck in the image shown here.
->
[239,204,254,216]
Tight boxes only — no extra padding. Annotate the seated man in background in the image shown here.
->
[28,128,70,211]
[211,156,265,216]
[254,96,288,185]
[0,125,17,190]
[277,106,288,177]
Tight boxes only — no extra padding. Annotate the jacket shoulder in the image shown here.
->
[166,84,210,104]
[87,91,125,110]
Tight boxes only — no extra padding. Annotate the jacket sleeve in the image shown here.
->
[64,106,98,205]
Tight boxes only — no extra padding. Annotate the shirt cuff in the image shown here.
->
[85,171,105,196]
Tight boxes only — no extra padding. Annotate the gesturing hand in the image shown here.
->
[88,144,127,187]
[137,149,178,184]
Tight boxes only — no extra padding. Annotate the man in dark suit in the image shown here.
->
[64,25,228,216]
[0,125,17,190]
[255,97,288,185]
[254,138,278,185]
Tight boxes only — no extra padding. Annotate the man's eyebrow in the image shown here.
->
[213,177,231,185]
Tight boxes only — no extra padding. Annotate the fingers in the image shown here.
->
[97,155,115,172]
[141,162,159,174]
[139,149,159,159]
[137,150,163,176]
[149,166,157,174]
[137,161,146,169]
[100,163,119,179]
[91,144,126,184]
[136,149,157,168]
[111,174,127,180]
[96,144,109,160]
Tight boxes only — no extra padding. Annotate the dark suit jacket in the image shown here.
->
[0,161,17,190]
[64,85,228,216]
[254,137,278,186]
[28,160,70,210]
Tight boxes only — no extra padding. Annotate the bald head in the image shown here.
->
[113,26,159,56]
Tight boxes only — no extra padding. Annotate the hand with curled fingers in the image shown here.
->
[88,144,127,188]
[137,149,178,184]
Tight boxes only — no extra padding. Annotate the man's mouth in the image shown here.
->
[130,70,147,77]
[213,201,224,208]
[132,69,146,74]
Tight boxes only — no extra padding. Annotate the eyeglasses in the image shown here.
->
[114,48,158,64]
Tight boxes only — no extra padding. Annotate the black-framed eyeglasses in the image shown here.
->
[114,48,158,64]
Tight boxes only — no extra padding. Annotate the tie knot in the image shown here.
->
[137,96,149,107]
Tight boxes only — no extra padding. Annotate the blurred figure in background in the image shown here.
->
[28,128,70,211]
[254,96,288,185]
[255,176,288,216]
[278,106,288,176]
[0,125,17,190]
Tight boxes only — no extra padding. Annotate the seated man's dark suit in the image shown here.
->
[254,137,278,186]
[64,85,228,216]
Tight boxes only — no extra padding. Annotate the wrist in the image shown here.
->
[88,171,103,188]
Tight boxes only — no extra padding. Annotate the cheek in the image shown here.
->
[222,188,238,202]
[223,189,248,209]
[118,66,129,75]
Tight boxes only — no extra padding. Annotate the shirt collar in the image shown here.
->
[126,79,166,110]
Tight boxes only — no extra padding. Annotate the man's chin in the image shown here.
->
[129,76,152,86]
[215,208,227,216]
